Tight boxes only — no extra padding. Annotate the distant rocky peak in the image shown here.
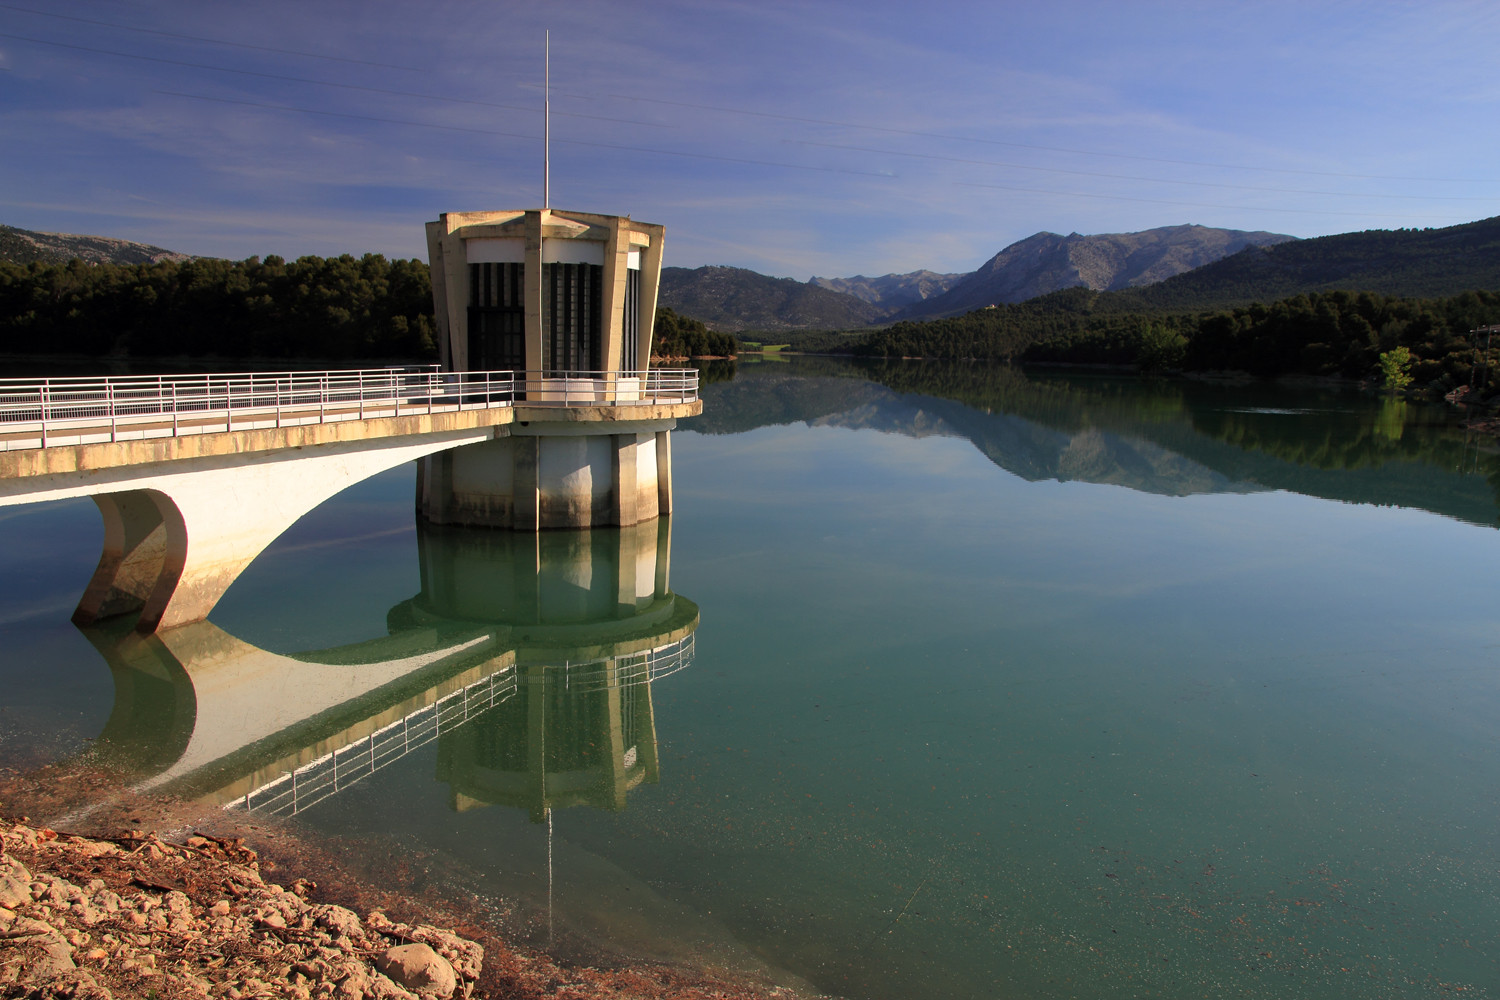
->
[808,269,963,310]
[0,224,191,266]
[898,225,1296,321]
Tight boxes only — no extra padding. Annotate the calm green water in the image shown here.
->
[4,357,1500,999]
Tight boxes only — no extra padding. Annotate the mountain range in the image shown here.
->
[0,225,190,266]
[1107,214,1500,310]
[11,215,1500,338]
[895,224,1294,320]
[657,224,1296,332]
[808,270,962,309]
[5,220,1290,331]
[657,264,888,333]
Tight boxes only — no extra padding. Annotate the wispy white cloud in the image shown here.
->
[2,0,1497,274]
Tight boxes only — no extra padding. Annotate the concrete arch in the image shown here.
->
[60,428,497,632]
[86,618,511,804]
[82,624,198,780]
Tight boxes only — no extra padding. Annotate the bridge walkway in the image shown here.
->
[0,366,700,633]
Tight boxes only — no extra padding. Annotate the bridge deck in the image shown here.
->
[0,366,700,453]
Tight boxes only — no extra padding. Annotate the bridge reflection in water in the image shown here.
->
[81,516,697,820]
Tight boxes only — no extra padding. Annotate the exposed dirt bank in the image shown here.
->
[0,767,816,1000]
[1,818,487,1000]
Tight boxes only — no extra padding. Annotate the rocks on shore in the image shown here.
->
[0,820,482,999]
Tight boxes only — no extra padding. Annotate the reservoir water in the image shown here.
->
[4,357,1500,999]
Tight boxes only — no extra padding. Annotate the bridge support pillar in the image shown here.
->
[656,429,673,516]
[417,421,674,530]
[73,490,175,626]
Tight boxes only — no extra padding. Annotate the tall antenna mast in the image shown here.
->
[543,29,550,209]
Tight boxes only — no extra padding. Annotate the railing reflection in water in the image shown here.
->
[228,634,695,818]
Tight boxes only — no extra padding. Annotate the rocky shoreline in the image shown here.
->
[0,815,811,1000]
[1,819,482,999]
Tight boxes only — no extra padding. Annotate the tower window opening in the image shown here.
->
[545,262,602,374]
[623,266,641,373]
[467,262,525,370]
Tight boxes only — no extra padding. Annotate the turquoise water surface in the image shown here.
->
[3,358,1499,999]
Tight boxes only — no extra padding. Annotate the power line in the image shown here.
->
[151,91,534,139]
[158,92,894,178]
[545,88,1500,185]
[0,3,425,71]
[0,32,673,128]
[956,181,1470,221]
[793,139,1500,202]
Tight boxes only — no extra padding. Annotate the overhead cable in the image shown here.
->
[0,3,425,71]
[0,32,672,128]
[158,92,893,178]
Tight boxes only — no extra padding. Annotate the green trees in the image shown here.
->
[0,254,437,360]
[1184,289,1493,384]
[1136,324,1188,372]
[0,256,734,366]
[1379,346,1415,392]
[844,285,1500,386]
[651,307,737,358]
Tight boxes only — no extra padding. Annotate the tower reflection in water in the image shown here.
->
[407,519,696,823]
[81,517,697,823]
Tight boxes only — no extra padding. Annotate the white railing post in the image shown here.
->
[108,381,117,443]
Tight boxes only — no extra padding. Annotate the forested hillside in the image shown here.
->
[1108,215,1500,311]
[836,216,1500,388]
[0,254,731,362]
[651,308,738,358]
[659,265,885,332]
[0,255,437,359]
[848,286,1500,390]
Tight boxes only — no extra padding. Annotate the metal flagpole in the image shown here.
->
[547,808,554,944]
[543,30,550,209]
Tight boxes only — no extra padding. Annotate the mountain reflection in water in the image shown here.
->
[700,358,1500,526]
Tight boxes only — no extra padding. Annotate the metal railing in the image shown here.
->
[226,632,694,817]
[0,365,700,452]
[227,663,521,817]
[548,633,697,692]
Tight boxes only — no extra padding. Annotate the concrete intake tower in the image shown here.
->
[418,209,700,530]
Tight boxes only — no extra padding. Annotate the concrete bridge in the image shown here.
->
[80,518,698,818]
[0,366,699,632]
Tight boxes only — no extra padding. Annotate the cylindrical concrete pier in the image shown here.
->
[416,423,676,530]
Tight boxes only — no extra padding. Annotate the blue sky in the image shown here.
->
[2,1,1498,279]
